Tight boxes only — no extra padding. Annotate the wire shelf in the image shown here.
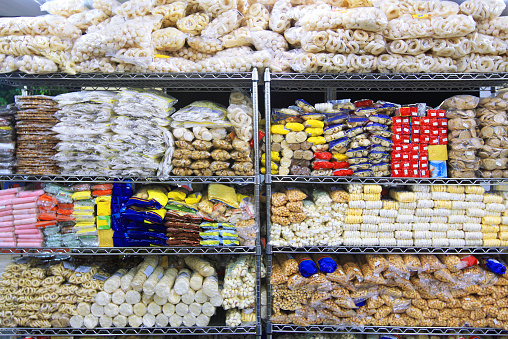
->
[270,246,508,255]
[270,175,508,185]
[0,246,256,255]
[0,326,257,336]
[0,174,256,184]
[0,72,255,90]
[268,72,508,91]
[271,325,508,335]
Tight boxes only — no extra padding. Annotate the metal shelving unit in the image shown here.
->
[0,70,263,337]
[263,69,508,337]
[0,326,257,336]
[271,325,508,336]
[0,246,257,255]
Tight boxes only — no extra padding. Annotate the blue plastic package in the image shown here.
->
[126,230,168,241]
[122,207,166,224]
[429,161,447,178]
[483,258,507,275]
[298,255,318,278]
[315,255,337,273]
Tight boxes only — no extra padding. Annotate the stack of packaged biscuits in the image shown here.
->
[0,104,16,174]
[14,95,59,175]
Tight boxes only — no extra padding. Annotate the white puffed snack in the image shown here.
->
[112,289,125,305]
[143,313,156,327]
[194,290,209,303]
[169,288,181,304]
[113,314,127,327]
[153,294,167,306]
[133,303,147,317]
[128,314,143,327]
[183,313,197,326]
[182,289,196,305]
[169,314,183,327]
[196,314,210,326]
[184,257,215,277]
[201,9,243,39]
[155,313,169,327]
[189,302,202,316]
[142,293,154,305]
[163,303,175,316]
[91,303,104,317]
[104,269,128,293]
[84,314,98,329]
[41,0,87,17]
[95,291,111,306]
[104,303,119,318]
[174,269,191,295]
[70,315,84,328]
[121,267,137,291]
[202,301,215,317]
[152,28,187,51]
[155,267,178,299]
[143,265,164,296]
[119,303,133,317]
[298,6,388,32]
[99,314,113,328]
[131,257,159,292]
[177,12,210,35]
[202,275,220,297]
[175,303,189,316]
[77,302,91,316]
[125,290,141,305]
[148,301,162,315]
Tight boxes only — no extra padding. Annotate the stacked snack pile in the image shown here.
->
[271,253,508,329]
[268,99,394,177]
[442,95,483,178]
[391,106,447,178]
[0,255,243,329]
[171,90,254,177]
[53,90,176,177]
[14,95,58,175]
[0,0,507,74]
[0,105,16,175]
[223,255,257,327]
[0,187,44,248]
[112,184,256,248]
[269,184,508,248]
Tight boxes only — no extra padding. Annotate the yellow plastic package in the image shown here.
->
[97,215,111,230]
[185,193,202,205]
[96,196,112,216]
[72,191,92,201]
[285,122,304,132]
[308,136,326,145]
[208,184,239,208]
[304,120,324,128]
[271,125,289,135]
[98,229,114,247]
[167,188,188,201]
[305,128,324,137]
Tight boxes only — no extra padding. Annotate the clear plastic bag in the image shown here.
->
[152,28,187,51]
[459,0,506,21]
[40,0,88,17]
[297,7,388,32]
[201,9,243,39]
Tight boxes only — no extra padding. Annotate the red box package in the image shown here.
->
[410,149,419,160]
[420,144,429,152]
[439,136,448,145]
[427,109,438,118]
[399,107,411,117]
[393,125,403,134]
[430,128,440,136]
[439,128,447,137]
[429,136,440,145]
[411,125,421,134]
[402,161,411,169]
[401,151,410,161]
[430,118,439,128]
[393,134,411,144]
[392,169,402,177]
[437,109,446,118]
[420,134,430,144]
[391,152,402,161]
[420,161,429,170]
[411,161,419,170]
[402,124,411,134]
[412,135,421,143]
[420,117,431,128]
[411,117,420,126]
[410,144,419,152]
[410,106,418,117]
[392,162,402,170]
[421,169,429,178]
[420,151,429,162]
[438,118,447,128]
[392,117,403,125]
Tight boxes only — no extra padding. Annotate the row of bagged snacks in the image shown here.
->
[0,105,15,175]
[13,88,254,178]
[112,183,256,248]
[266,99,394,177]
[0,254,260,328]
[171,90,255,177]
[269,184,508,248]
[271,253,508,329]
[0,0,507,74]
[444,92,508,179]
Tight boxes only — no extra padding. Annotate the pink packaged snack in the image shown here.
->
[13,214,36,221]
[0,215,13,222]
[12,202,37,210]
[0,231,14,237]
[0,210,12,217]
[17,234,43,240]
[15,228,40,235]
[0,198,13,207]
[15,224,37,230]
[12,208,35,216]
[0,221,13,227]
[14,217,37,226]
[0,241,16,247]
[12,196,39,204]
[18,190,44,198]
[0,188,20,196]
[0,227,14,232]
[17,241,42,247]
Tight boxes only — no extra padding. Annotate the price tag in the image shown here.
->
[63,261,75,270]
[158,272,163,280]
[76,266,91,273]
[144,266,154,278]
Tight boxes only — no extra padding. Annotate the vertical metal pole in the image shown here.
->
[325,88,336,102]
[253,69,260,186]
[266,251,273,339]
[264,69,271,185]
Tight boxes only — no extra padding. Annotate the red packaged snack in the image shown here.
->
[331,161,349,169]
[429,136,440,145]
[399,107,411,117]
[39,211,57,221]
[354,99,373,108]
[91,184,113,191]
[38,193,57,207]
[410,149,419,160]
[35,221,56,228]
[314,152,333,160]
[312,161,333,170]
[392,162,402,170]
[393,125,403,134]
[437,109,446,118]
[93,189,112,196]
[412,135,420,143]
[392,169,402,177]
[438,118,447,128]
[427,109,438,117]
[420,162,429,170]
[420,151,429,162]
[57,209,73,216]
[420,169,429,178]
[56,214,75,222]
[58,203,74,210]
[333,169,353,176]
